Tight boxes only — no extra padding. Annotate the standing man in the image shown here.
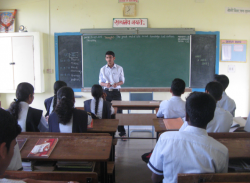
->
[99,51,126,138]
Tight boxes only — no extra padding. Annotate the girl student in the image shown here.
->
[84,84,115,119]
[44,80,67,117]
[48,86,92,133]
[8,82,48,132]
[7,82,48,171]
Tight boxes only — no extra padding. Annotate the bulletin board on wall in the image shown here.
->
[220,40,247,62]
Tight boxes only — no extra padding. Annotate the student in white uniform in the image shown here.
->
[148,92,229,183]
[49,86,92,133]
[180,82,233,132]
[44,81,67,117]
[84,84,115,119]
[214,74,236,117]
[7,82,48,171]
[157,78,186,118]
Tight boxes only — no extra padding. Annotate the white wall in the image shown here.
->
[0,0,249,116]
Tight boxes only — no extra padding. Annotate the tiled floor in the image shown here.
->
[115,131,157,183]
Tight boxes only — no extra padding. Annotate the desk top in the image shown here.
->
[154,118,181,132]
[116,114,157,125]
[111,101,160,110]
[88,119,119,133]
[18,134,112,161]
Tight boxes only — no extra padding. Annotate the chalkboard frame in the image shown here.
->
[191,31,220,92]
[54,32,82,92]
[54,31,220,92]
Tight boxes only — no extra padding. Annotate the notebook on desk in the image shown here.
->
[244,116,250,132]
[230,117,247,132]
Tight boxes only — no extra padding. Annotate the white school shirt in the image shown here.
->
[99,64,125,89]
[179,106,233,133]
[156,96,185,118]
[18,102,48,132]
[6,140,22,171]
[49,97,54,115]
[90,98,115,119]
[59,113,92,133]
[217,92,236,117]
[148,126,228,183]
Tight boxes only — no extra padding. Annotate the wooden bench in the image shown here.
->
[1,171,98,183]
[178,173,250,183]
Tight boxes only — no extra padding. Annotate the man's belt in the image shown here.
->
[104,88,120,92]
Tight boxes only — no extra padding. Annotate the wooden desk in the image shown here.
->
[116,114,156,126]
[154,118,181,140]
[111,101,160,110]
[178,173,250,183]
[208,133,250,159]
[1,171,98,183]
[18,133,112,183]
[88,119,119,135]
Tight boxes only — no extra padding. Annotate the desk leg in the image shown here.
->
[100,162,107,183]
[156,132,159,142]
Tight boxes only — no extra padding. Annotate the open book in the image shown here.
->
[230,117,247,132]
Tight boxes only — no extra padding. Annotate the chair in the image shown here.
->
[128,92,155,137]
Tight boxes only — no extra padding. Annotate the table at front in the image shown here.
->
[19,133,112,183]
[111,101,160,110]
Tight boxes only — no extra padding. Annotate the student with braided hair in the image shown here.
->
[8,82,48,132]
[84,84,115,119]
[49,86,92,133]
[44,80,67,117]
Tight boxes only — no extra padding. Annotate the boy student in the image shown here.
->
[148,92,228,183]
[157,78,186,118]
[180,82,233,132]
[214,74,236,117]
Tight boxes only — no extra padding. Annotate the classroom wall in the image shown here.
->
[0,0,249,117]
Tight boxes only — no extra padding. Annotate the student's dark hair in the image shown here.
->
[186,92,216,128]
[171,78,186,96]
[0,109,21,152]
[8,82,34,121]
[55,86,74,125]
[52,81,67,112]
[205,81,224,101]
[214,74,229,90]
[105,51,115,57]
[91,84,103,115]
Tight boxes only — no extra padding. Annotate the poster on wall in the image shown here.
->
[220,40,247,62]
[0,9,17,33]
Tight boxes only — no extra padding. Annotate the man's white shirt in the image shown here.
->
[148,126,229,183]
[156,96,185,119]
[99,64,125,89]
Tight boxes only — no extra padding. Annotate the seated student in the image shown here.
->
[157,78,186,118]
[49,86,92,133]
[0,108,21,176]
[8,82,48,132]
[84,84,115,119]
[44,80,67,117]
[180,82,233,132]
[214,74,236,117]
[148,92,228,183]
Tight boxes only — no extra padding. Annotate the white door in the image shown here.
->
[12,36,35,89]
[0,37,14,90]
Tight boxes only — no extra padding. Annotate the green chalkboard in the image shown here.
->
[83,35,190,87]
